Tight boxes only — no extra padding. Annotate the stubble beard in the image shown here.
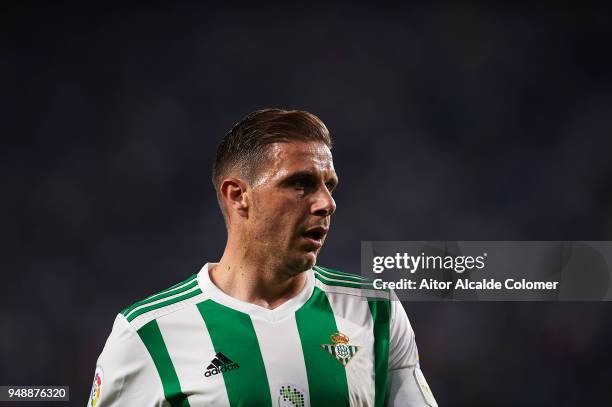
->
[248,199,315,276]
[269,238,317,277]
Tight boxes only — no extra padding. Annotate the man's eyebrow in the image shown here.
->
[280,170,317,183]
[280,170,339,188]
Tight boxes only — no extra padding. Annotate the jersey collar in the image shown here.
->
[197,263,315,323]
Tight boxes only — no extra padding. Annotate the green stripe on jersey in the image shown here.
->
[121,275,198,316]
[295,287,350,406]
[314,271,375,289]
[126,287,202,322]
[368,299,391,407]
[138,320,190,407]
[197,300,272,407]
[314,265,369,281]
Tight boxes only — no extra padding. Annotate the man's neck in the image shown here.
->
[210,253,308,310]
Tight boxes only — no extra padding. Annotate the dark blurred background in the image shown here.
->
[2,2,612,406]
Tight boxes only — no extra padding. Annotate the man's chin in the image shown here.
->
[286,252,317,275]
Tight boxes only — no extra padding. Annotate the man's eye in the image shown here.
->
[293,178,316,190]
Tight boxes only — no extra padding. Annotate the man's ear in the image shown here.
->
[220,177,249,219]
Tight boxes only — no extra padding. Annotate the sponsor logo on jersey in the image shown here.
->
[88,367,103,407]
[204,352,240,377]
[278,384,305,407]
[321,332,360,366]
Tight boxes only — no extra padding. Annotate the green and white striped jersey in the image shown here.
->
[88,264,437,407]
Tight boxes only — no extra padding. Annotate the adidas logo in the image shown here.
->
[204,352,240,377]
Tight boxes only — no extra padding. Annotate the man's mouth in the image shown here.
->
[302,227,328,246]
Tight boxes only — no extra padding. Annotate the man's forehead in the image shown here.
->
[266,141,335,172]
[246,141,337,189]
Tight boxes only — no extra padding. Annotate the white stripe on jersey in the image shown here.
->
[325,289,376,407]
[251,315,311,406]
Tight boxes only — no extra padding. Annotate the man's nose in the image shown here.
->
[312,187,336,216]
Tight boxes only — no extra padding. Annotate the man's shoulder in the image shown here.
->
[118,273,206,330]
[312,265,390,300]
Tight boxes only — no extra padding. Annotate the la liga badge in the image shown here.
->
[88,366,103,407]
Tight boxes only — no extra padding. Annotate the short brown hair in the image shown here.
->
[212,108,332,192]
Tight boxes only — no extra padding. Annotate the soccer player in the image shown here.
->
[88,109,438,406]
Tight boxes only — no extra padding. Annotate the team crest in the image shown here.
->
[321,332,360,366]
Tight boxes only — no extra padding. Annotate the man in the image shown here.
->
[88,109,438,406]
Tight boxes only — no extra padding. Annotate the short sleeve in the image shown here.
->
[86,314,164,406]
[387,293,438,406]
[388,291,419,370]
